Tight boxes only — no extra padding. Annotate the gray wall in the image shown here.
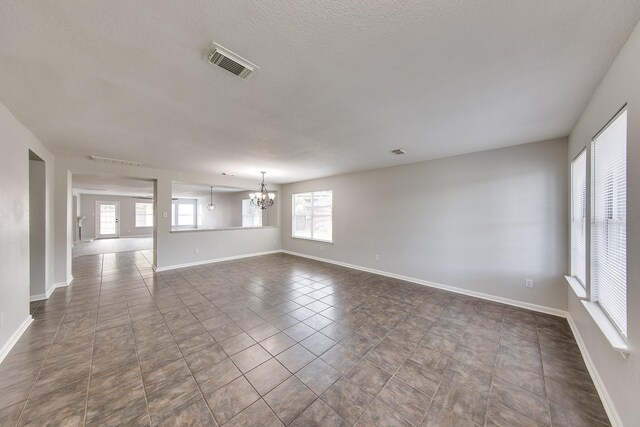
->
[78,194,153,238]
[53,158,282,278]
[197,191,278,229]
[282,138,568,311]
[0,102,54,358]
[29,159,46,298]
[567,20,640,427]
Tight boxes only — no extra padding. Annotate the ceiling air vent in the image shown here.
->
[207,43,258,80]
[391,149,407,155]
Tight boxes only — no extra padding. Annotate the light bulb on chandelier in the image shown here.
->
[249,171,275,210]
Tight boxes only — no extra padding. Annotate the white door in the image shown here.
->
[96,201,120,238]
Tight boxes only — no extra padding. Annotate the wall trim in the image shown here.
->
[154,250,282,272]
[0,316,33,365]
[32,275,74,302]
[566,314,622,427]
[282,250,567,318]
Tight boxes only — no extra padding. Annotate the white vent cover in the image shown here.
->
[207,43,258,80]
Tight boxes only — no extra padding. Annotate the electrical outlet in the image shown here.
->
[375,254,380,260]
[163,212,168,218]
[0,312,4,327]
[194,249,199,254]
[320,245,324,251]
[525,279,534,288]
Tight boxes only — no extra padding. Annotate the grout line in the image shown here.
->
[14,255,94,427]
[81,253,104,425]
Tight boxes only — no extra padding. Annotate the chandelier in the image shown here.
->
[249,171,275,210]
[207,186,216,211]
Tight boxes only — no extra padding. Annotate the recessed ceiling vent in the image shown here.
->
[391,149,407,155]
[207,43,258,80]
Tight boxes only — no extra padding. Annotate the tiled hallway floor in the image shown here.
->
[0,252,609,426]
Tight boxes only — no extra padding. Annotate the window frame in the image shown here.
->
[134,201,154,228]
[589,106,627,339]
[291,189,333,243]
[569,149,587,290]
[566,104,629,355]
[171,198,197,229]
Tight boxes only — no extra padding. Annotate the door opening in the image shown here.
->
[29,150,46,300]
[96,201,120,238]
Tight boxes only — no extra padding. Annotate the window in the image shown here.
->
[135,202,154,227]
[570,150,587,286]
[292,190,332,242]
[591,108,627,337]
[171,199,197,228]
[242,199,262,227]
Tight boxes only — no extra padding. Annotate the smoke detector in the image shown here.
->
[391,149,407,155]
[206,43,258,80]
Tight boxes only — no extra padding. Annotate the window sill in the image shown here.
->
[580,300,630,358]
[564,275,587,299]
[290,236,334,244]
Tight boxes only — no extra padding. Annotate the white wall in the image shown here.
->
[282,138,568,311]
[29,159,46,298]
[567,20,640,427]
[52,156,281,279]
[78,194,153,238]
[0,103,54,359]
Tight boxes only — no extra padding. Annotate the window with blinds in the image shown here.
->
[591,108,627,337]
[570,150,587,287]
[292,190,333,242]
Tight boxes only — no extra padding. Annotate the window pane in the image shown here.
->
[171,204,176,226]
[99,204,116,235]
[177,203,195,226]
[242,199,262,227]
[292,193,312,238]
[135,202,153,227]
[292,190,332,242]
[591,109,627,337]
[312,190,332,241]
[570,151,587,286]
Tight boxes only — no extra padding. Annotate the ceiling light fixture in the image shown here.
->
[88,155,142,167]
[249,172,275,210]
[207,186,216,211]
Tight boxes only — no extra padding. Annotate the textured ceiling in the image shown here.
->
[1,1,639,183]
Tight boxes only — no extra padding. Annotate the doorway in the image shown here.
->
[96,201,120,238]
[29,150,46,300]
[71,175,155,261]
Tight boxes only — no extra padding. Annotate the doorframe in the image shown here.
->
[95,200,120,239]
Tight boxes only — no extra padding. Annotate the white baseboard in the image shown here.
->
[566,315,622,427]
[0,316,33,365]
[154,250,282,272]
[281,250,567,318]
[31,275,74,302]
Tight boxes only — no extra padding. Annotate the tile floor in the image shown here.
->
[0,252,609,426]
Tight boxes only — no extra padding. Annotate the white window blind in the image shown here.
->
[292,190,332,242]
[135,202,154,227]
[591,109,627,337]
[570,150,587,287]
